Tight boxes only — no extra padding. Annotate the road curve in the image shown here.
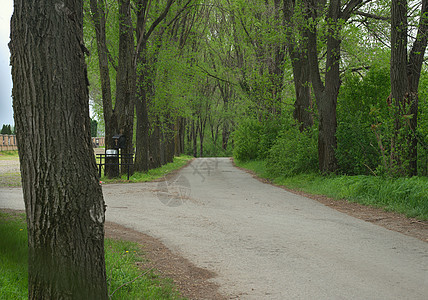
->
[1,157,427,299]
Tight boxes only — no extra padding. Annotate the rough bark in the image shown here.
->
[407,0,428,175]
[10,1,108,298]
[390,0,428,176]
[283,0,314,131]
[115,0,136,174]
[305,0,363,173]
[306,0,341,173]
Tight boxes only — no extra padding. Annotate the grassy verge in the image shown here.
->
[0,151,19,160]
[0,211,184,299]
[235,160,428,220]
[100,155,193,184]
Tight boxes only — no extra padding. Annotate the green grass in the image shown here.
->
[235,159,428,220]
[0,151,19,160]
[105,239,183,299]
[0,212,185,299]
[100,155,193,184]
[0,212,28,299]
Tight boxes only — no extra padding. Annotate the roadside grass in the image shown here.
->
[100,155,193,184]
[0,212,28,299]
[235,160,428,220]
[0,211,185,299]
[0,151,19,160]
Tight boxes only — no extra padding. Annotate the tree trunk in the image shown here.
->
[407,0,428,175]
[306,0,341,173]
[89,0,119,178]
[10,1,108,298]
[291,51,314,131]
[115,0,136,174]
[134,38,150,172]
[283,0,313,131]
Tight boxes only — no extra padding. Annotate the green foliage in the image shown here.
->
[266,126,318,177]
[232,118,282,161]
[0,212,28,299]
[0,124,13,135]
[336,65,391,175]
[90,118,98,138]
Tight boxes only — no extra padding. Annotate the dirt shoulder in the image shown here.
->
[105,221,226,300]
[233,159,428,243]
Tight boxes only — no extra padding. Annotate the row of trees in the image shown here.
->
[86,0,427,177]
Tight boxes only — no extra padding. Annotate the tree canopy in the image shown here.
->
[85,0,428,177]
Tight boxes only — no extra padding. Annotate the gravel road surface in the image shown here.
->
[1,157,427,299]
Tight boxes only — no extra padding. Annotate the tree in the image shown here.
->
[91,118,98,137]
[390,0,428,176]
[305,0,365,173]
[10,1,108,298]
[89,0,135,178]
[1,124,12,134]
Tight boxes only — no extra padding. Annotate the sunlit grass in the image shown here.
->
[0,211,185,299]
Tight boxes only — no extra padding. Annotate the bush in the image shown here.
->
[232,118,281,161]
[336,66,390,175]
[266,126,318,177]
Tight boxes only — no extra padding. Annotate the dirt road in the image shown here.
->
[1,158,427,299]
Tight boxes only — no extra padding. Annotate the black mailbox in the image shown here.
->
[113,134,126,149]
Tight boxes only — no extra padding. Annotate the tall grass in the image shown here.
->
[0,212,184,299]
[235,160,428,220]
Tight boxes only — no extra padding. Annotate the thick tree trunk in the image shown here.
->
[390,0,409,174]
[306,0,341,173]
[283,0,313,131]
[10,1,108,298]
[115,0,136,173]
[407,0,428,175]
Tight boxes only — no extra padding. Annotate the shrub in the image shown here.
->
[232,118,282,161]
[266,126,318,177]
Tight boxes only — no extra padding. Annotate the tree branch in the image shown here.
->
[341,0,364,21]
[354,10,390,21]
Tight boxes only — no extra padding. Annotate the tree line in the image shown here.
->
[86,0,427,178]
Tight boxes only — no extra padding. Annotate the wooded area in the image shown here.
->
[86,0,428,178]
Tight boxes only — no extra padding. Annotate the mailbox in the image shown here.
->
[106,149,118,157]
[112,134,126,149]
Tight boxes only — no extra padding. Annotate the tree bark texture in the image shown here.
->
[407,0,428,175]
[306,0,341,173]
[283,0,314,131]
[115,0,136,173]
[390,0,409,173]
[10,1,108,298]
[89,0,120,178]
